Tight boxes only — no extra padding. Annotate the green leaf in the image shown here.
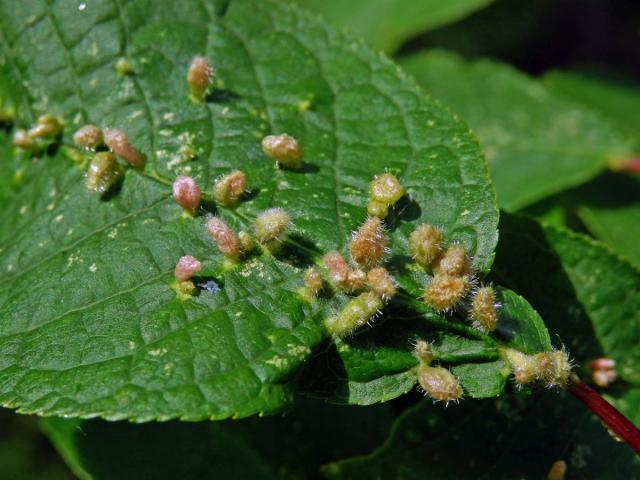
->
[537,70,640,267]
[296,0,494,54]
[543,69,640,144]
[525,172,640,269]
[297,286,548,404]
[399,49,635,210]
[41,399,395,480]
[575,174,640,269]
[324,393,640,479]
[0,0,498,420]
[0,408,74,480]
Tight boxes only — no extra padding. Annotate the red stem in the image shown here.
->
[567,375,640,455]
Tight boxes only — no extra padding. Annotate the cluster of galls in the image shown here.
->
[503,347,572,390]
[309,219,397,337]
[73,125,146,194]
[12,114,63,153]
[409,223,499,333]
[316,174,405,337]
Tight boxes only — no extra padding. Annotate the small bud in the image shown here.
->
[28,114,62,138]
[73,124,103,149]
[590,357,617,388]
[547,460,567,480]
[214,170,246,207]
[414,340,433,364]
[238,231,254,253]
[349,216,388,268]
[469,286,498,332]
[104,128,145,167]
[174,255,202,282]
[172,176,201,214]
[324,291,384,337]
[261,134,303,169]
[590,357,615,370]
[592,369,616,388]
[12,129,35,149]
[207,217,241,261]
[366,267,396,301]
[537,350,571,388]
[417,364,463,403]
[367,200,389,219]
[503,348,541,386]
[254,208,291,246]
[409,224,444,268]
[433,244,472,277]
[423,274,470,312]
[369,173,404,206]
[187,56,213,101]
[304,267,324,296]
[115,58,134,76]
[85,152,123,194]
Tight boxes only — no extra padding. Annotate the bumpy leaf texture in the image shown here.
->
[0,0,499,420]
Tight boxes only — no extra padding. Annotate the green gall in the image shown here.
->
[254,208,291,247]
[115,58,134,76]
[324,291,384,337]
[369,173,404,206]
[85,152,123,195]
[367,199,389,219]
[303,267,324,296]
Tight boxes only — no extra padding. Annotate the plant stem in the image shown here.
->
[567,374,640,454]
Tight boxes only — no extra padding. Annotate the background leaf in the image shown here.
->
[324,393,640,480]
[0,0,498,421]
[492,212,640,424]
[41,399,395,480]
[296,0,494,54]
[399,49,635,210]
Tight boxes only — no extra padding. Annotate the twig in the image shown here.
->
[567,374,640,455]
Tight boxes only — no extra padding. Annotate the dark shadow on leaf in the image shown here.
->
[197,199,217,216]
[394,195,422,223]
[99,176,125,201]
[277,233,322,269]
[296,162,320,174]
[489,212,604,365]
[205,89,241,103]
